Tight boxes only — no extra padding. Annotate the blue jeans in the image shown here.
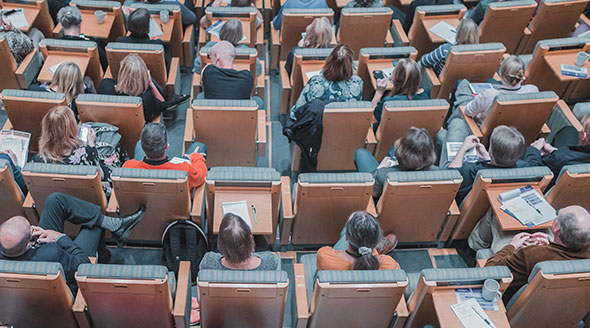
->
[196,92,265,110]
[354,146,396,173]
[437,117,470,169]
[134,141,207,161]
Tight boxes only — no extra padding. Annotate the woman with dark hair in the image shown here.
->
[200,213,280,270]
[290,44,363,120]
[354,127,438,199]
[317,211,399,270]
[116,8,171,69]
[372,58,430,127]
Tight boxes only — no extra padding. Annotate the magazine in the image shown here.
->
[446,142,478,163]
[0,130,30,167]
[499,185,556,227]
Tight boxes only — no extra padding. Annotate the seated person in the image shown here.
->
[419,18,478,77]
[317,211,400,270]
[200,213,280,270]
[193,19,262,75]
[466,0,499,25]
[290,44,363,120]
[354,127,437,199]
[200,0,263,29]
[524,115,590,184]
[0,17,36,66]
[284,17,332,78]
[145,0,197,25]
[0,192,145,292]
[57,6,108,71]
[485,205,590,290]
[0,151,27,196]
[345,0,383,7]
[28,61,95,120]
[31,106,110,183]
[443,125,535,204]
[459,55,539,126]
[372,58,430,127]
[99,54,188,122]
[123,123,207,191]
[116,8,172,70]
[273,0,328,30]
[200,41,264,108]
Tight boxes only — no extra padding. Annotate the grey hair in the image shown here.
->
[140,123,167,159]
[57,6,82,29]
[558,211,590,251]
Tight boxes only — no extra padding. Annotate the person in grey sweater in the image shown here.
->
[200,213,280,271]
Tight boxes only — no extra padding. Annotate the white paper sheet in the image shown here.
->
[148,18,163,38]
[451,298,496,328]
[206,20,247,41]
[499,185,556,227]
[0,130,30,167]
[5,9,28,29]
[455,288,499,311]
[221,200,253,229]
[429,21,457,44]
[49,62,65,75]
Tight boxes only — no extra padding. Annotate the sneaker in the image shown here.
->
[111,206,146,242]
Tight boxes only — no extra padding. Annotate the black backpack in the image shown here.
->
[162,220,208,282]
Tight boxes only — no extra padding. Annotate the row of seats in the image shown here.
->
[2,257,590,327]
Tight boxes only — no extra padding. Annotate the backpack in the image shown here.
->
[162,220,209,282]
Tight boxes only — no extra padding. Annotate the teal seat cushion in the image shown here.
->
[298,172,373,184]
[0,260,63,276]
[77,94,142,104]
[77,263,168,280]
[191,99,257,108]
[23,163,99,175]
[386,169,461,183]
[198,269,288,283]
[1,89,65,100]
[420,266,512,283]
[207,167,280,181]
[111,167,187,180]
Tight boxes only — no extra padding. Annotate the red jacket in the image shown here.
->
[122,153,207,190]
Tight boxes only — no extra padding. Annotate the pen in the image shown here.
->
[251,205,258,224]
[524,198,542,215]
[471,306,493,327]
[3,9,18,16]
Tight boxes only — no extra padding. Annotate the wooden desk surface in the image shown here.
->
[486,185,554,231]
[367,61,395,91]
[301,63,325,85]
[3,5,38,33]
[543,51,590,83]
[38,54,90,83]
[79,11,115,40]
[422,18,459,44]
[433,289,510,328]
[152,15,174,43]
[213,191,273,235]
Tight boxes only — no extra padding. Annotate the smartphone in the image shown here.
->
[78,124,90,143]
[373,70,385,80]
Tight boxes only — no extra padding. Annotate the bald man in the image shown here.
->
[528,115,590,185]
[0,192,144,291]
[486,205,590,288]
[200,41,264,108]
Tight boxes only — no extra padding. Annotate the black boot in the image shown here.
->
[111,206,146,242]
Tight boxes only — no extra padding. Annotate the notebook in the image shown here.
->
[428,21,456,44]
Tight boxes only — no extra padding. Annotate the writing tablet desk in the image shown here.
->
[300,62,325,85]
[433,289,510,328]
[212,190,273,235]
[151,15,175,44]
[486,185,553,231]
[37,54,90,83]
[2,5,38,33]
[543,50,590,97]
[367,61,395,91]
[412,17,459,57]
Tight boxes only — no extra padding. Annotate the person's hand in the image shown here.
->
[375,78,388,93]
[510,232,533,249]
[542,143,557,155]
[461,135,480,151]
[30,225,44,240]
[121,5,131,16]
[530,138,546,151]
[377,156,395,169]
[526,232,552,246]
[191,145,207,157]
[475,143,490,161]
[35,229,64,244]
[1,149,18,165]
[0,17,14,31]
[87,128,96,147]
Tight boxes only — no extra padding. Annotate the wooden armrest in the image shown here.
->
[271,24,280,69]
[392,295,409,328]
[516,27,531,54]
[385,29,394,47]
[73,288,91,328]
[439,200,460,241]
[280,176,294,245]
[460,107,483,138]
[2,119,13,131]
[89,257,97,264]
[22,193,39,223]
[421,66,440,89]
[556,99,584,132]
[166,57,181,94]
[477,259,487,267]
[365,127,377,153]
[293,263,309,327]
[52,23,63,38]
[173,261,191,328]
[192,73,201,99]
[280,62,291,115]
[257,109,267,157]
[198,27,207,46]
[366,197,377,217]
[183,107,194,154]
[540,123,551,138]
[190,183,205,227]
[391,19,409,46]
[330,27,337,46]
[103,66,113,80]
[15,49,40,88]
[106,191,120,216]
[183,25,194,67]
[580,13,590,26]
[256,25,264,55]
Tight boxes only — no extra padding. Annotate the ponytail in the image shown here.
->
[345,211,382,271]
[352,246,380,270]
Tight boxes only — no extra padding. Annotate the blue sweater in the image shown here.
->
[272,0,329,30]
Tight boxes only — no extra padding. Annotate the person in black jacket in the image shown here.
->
[0,193,145,292]
[527,116,590,185]
[57,6,108,71]
[116,8,172,70]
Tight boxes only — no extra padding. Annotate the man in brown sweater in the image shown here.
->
[485,205,590,288]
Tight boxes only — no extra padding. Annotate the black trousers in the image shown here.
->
[39,192,104,257]
[552,126,580,148]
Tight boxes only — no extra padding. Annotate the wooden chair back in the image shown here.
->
[106,42,168,90]
[70,0,126,41]
[0,158,25,222]
[408,4,466,59]
[39,38,103,88]
[205,6,257,48]
[279,8,334,62]
[545,164,590,210]
[479,0,537,53]
[337,8,393,58]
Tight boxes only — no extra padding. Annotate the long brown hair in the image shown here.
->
[389,58,421,98]
[322,44,354,82]
[38,106,82,162]
[50,62,85,106]
[115,54,151,96]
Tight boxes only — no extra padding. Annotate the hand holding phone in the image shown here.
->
[373,70,385,80]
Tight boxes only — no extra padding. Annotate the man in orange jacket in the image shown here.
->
[123,123,207,190]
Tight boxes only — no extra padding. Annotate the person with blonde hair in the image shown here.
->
[98,54,188,122]
[28,62,94,119]
[32,106,108,180]
[285,17,332,77]
[420,18,479,76]
[462,55,539,126]
[372,58,430,127]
